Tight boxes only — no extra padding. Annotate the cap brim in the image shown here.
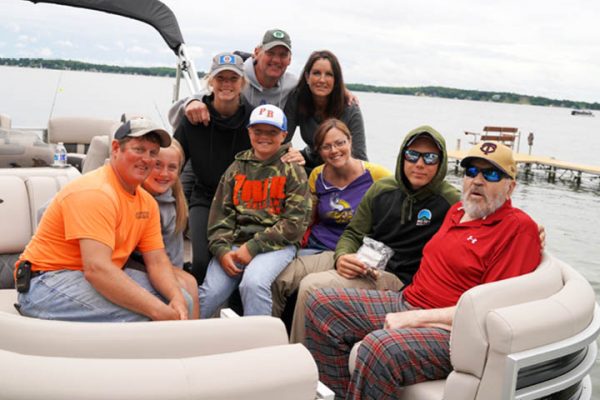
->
[209,65,244,78]
[128,128,172,148]
[405,132,442,151]
[460,156,511,177]
[261,41,292,52]
[248,120,286,132]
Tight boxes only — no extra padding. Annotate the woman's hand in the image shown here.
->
[281,147,306,166]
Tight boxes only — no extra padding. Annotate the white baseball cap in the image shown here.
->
[248,104,287,131]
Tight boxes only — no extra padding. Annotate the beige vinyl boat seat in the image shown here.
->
[0,127,55,168]
[0,289,319,400]
[349,253,600,400]
[0,167,81,289]
[47,116,116,171]
[0,113,11,129]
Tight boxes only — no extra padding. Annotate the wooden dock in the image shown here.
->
[448,150,600,187]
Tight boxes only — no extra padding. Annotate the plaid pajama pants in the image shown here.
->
[305,288,452,400]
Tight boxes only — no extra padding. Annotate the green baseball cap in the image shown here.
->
[261,29,292,52]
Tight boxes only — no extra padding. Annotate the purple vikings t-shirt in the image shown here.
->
[308,162,391,250]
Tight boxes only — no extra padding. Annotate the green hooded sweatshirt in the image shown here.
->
[208,143,311,259]
[334,126,460,284]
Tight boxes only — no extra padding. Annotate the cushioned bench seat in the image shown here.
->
[349,253,599,400]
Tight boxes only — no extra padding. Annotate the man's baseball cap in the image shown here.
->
[209,52,244,78]
[405,131,442,151]
[460,142,517,179]
[114,117,171,148]
[248,104,287,131]
[261,28,292,52]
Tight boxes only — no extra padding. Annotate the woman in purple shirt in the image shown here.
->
[272,118,390,318]
[302,119,390,252]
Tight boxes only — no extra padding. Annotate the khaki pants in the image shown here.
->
[271,251,335,318]
[290,269,404,344]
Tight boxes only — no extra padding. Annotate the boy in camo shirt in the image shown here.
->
[199,104,311,317]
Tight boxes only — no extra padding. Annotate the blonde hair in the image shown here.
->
[169,139,189,234]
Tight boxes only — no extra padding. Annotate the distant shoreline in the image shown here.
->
[2,57,598,111]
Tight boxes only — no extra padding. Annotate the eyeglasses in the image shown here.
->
[320,139,348,152]
[464,166,508,182]
[403,149,440,165]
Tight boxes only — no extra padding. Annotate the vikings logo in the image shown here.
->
[327,194,353,224]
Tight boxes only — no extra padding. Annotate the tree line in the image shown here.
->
[2,57,598,110]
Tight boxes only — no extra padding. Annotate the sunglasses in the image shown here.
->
[464,166,508,182]
[403,149,440,165]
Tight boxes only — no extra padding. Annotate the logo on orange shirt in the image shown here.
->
[135,211,150,219]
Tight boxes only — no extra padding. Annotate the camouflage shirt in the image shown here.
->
[208,143,311,259]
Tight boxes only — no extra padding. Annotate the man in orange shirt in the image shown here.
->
[15,117,195,321]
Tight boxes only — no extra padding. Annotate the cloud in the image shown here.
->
[3,0,600,102]
[184,45,204,59]
[55,40,74,48]
[39,48,53,57]
[17,34,37,44]
[127,45,151,55]
[5,22,21,33]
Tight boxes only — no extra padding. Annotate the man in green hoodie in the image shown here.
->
[289,126,460,343]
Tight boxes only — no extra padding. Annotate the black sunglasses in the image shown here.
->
[403,149,440,165]
[464,166,508,182]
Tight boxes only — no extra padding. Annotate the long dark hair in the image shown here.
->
[295,50,347,120]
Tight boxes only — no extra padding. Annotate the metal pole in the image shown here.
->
[172,64,182,103]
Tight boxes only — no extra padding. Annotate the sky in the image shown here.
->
[1,0,600,103]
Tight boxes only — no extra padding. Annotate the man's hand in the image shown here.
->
[219,251,243,277]
[280,146,306,166]
[185,100,210,126]
[384,310,425,330]
[335,254,367,279]
[168,293,189,320]
[537,223,546,250]
[233,244,254,265]
[345,88,359,106]
[384,307,455,331]
[150,302,182,321]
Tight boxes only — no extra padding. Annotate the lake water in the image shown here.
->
[2,65,600,394]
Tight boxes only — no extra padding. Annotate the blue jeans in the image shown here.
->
[199,246,296,318]
[17,269,193,322]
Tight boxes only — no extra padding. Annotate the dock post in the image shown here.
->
[548,167,556,183]
[524,163,532,179]
[575,171,582,187]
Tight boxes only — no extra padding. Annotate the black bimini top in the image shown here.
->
[23,0,184,54]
